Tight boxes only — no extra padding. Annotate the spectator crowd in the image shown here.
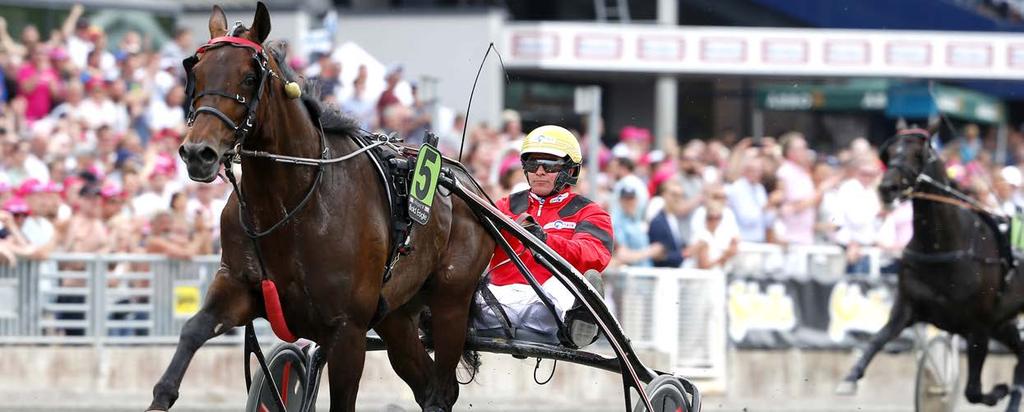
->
[3,5,1024,335]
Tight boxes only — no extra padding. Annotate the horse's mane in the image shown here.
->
[264,39,361,138]
[263,40,486,203]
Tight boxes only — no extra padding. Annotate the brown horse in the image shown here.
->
[147,3,494,411]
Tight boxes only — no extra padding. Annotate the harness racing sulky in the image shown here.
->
[145,3,700,412]
[836,128,1024,412]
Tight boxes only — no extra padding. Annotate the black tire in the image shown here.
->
[633,374,690,412]
[245,342,312,412]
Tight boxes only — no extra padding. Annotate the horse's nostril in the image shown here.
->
[178,145,188,161]
[198,146,219,164]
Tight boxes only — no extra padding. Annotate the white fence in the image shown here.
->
[733,243,888,280]
[608,267,727,387]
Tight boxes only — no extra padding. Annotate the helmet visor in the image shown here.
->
[523,159,571,174]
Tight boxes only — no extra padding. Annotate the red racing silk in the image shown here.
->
[489,188,614,286]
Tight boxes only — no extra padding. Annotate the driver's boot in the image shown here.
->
[563,270,604,348]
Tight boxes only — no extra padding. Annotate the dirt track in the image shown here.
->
[0,349,1017,411]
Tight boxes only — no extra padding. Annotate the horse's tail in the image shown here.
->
[419,302,483,384]
[459,347,482,384]
[456,276,491,384]
[458,283,486,383]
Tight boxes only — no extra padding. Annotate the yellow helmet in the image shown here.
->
[521,125,582,164]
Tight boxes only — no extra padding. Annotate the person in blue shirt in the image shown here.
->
[611,186,660,267]
[727,156,776,242]
[0,67,6,103]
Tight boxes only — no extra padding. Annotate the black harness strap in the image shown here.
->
[902,248,1000,265]
[477,275,516,339]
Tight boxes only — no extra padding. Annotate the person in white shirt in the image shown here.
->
[66,13,93,70]
[78,79,121,130]
[687,199,740,271]
[186,183,227,242]
[834,157,883,275]
[146,84,185,135]
[995,166,1024,215]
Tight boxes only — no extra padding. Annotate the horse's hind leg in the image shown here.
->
[421,275,477,412]
[375,303,435,406]
[991,322,1024,411]
[148,270,257,411]
[965,331,1010,406]
[836,292,914,394]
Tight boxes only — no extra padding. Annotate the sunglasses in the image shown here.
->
[523,159,570,173]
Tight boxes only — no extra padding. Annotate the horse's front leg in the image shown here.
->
[836,291,914,395]
[993,321,1024,412]
[965,331,1010,406]
[326,320,368,412]
[147,270,258,411]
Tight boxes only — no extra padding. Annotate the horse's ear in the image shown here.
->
[250,1,271,44]
[209,5,228,38]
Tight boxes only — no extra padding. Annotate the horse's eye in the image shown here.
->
[243,75,257,87]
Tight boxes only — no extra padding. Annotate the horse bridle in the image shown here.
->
[183,35,280,152]
[880,129,998,214]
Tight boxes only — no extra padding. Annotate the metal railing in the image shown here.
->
[733,242,889,280]
[606,267,727,385]
[0,253,274,345]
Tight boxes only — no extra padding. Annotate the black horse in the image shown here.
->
[836,128,1024,411]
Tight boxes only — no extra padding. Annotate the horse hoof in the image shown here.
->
[987,384,1012,406]
[835,380,858,396]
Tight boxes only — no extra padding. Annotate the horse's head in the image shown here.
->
[878,128,935,205]
[178,2,282,182]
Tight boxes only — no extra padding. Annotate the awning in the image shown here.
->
[885,83,1004,124]
[756,80,889,111]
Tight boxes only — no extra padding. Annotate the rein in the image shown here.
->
[910,173,1003,217]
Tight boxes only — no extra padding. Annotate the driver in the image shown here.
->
[474,125,613,347]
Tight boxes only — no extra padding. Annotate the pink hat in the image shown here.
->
[152,155,177,177]
[85,77,105,92]
[63,176,84,189]
[49,47,69,61]
[87,165,106,181]
[2,197,30,215]
[100,183,124,199]
[499,153,522,177]
[620,126,652,143]
[15,179,45,197]
[43,182,63,194]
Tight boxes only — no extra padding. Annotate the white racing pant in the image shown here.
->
[473,278,575,337]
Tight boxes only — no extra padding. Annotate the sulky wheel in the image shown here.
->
[245,342,312,412]
[633,374,690,412]
[914,334,960,412]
